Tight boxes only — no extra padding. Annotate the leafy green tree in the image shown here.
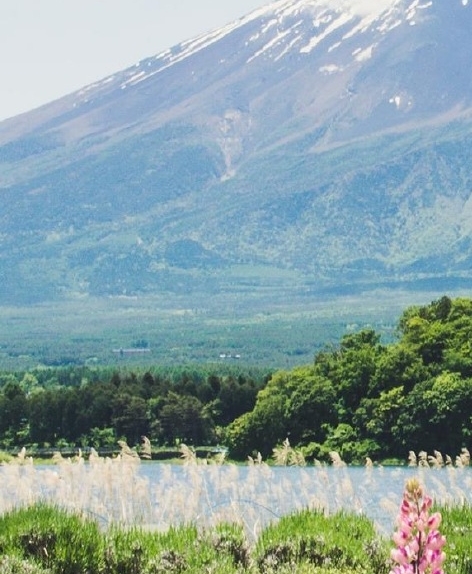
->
[75,383,115,435]
[329,329,383,418]
[227,366,336,457]
[422,372,472,453]
[394,372,472,455]
[19,372,40,394]
[28,389,65,446]
[354,386,405,458]
[215,375,258,426]
[86,426,116,449]
[157,392,213,445]
[322,423,379,462]
[226,394,286,459]
[368,345,427,396]
[59,388,81,442]
[283,369,337,444]
[0,382,28,446]
[398,297,456,368]
[111,394,149,445]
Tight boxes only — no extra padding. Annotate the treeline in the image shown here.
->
[227,296,472,462]
[1,296,472,462]
[0,365,269,450]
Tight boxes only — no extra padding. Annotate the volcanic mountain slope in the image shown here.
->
[1,0,472,304]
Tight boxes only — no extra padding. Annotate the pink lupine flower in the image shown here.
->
[390,478,446,574]
[427,513,442,531]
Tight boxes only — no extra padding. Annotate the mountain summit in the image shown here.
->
[1,0,472,304]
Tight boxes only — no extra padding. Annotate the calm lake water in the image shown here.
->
[138,463,472,534]
[2,462,471,535]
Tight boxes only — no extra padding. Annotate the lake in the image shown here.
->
[1,460,471,536]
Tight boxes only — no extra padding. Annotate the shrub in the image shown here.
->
[0,555,51,574]
[255,509,389,573]
[0,504,103,574]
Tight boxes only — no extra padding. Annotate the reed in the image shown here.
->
[1,446,472,534]
[1,446,472,573]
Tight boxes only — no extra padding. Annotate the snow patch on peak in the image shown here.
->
[353,44,375,61]
[268,0,402,19]
[300,12,352,53]
[319,63,344,74]
[406,0,433,21]
[332,0,401,16]
[389,93,413,110]
[247,28,293,62]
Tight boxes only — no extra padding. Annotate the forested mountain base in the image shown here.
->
[0,295,471,462]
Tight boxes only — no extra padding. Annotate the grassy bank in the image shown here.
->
[0,504,388,574]
[0,503,471,574]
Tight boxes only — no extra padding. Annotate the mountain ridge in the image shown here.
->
[1,0,472,306]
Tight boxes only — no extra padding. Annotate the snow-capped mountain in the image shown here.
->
[1,0,472,304]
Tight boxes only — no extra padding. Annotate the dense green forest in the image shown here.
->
[0,295,471,462]
[0,364,268,451]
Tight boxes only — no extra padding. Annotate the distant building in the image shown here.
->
[113,348,151,357]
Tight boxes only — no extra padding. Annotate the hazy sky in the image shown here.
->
[0,0,269,122]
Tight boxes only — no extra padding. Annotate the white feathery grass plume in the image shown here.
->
[249,451,264,465]
[13,447,33,466]
[380,496,399,515]
[428,472,451,503]
[460,447,470,466]
[434,450,444,467]
[428,450,443,468]
[290,449,306,466]
[180,443,197,465]
[52,451,64,464]
[418,451,429,467]
[272,438,292,466]
[408,451,417,467]
[118,440,140,462]
[89,447,101,464]
[5,443,472,534]
[248,452,264,465]
[73,448,84,464]
[140,436,152,460]
[329,451,346,467]
[212,450,227,465]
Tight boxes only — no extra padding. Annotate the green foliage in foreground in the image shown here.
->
[0,505,102,574]
[437,504,472,574]
[0,504,385,574]
[1,503,472,574]
[255,510,389,573]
